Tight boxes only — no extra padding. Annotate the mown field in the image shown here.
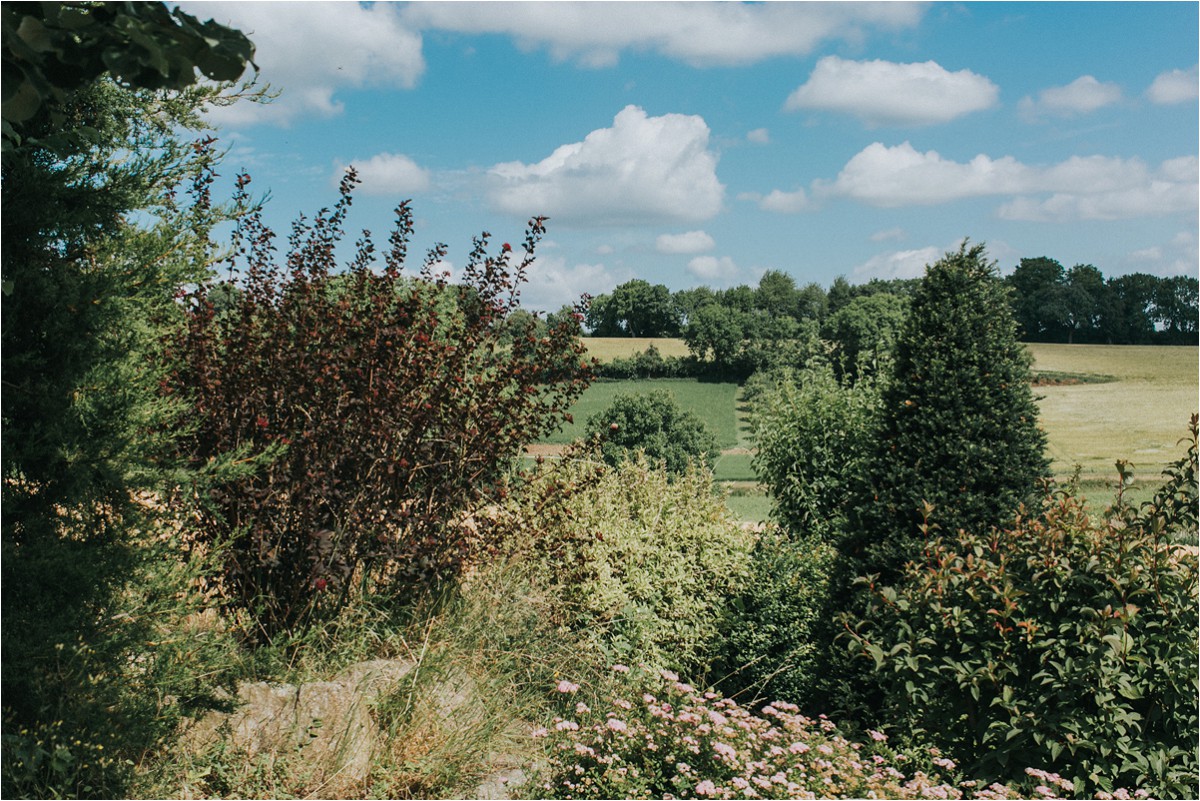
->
[557,339,1198,520]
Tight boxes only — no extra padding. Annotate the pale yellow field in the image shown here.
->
[1026,344,1198,480]
[583,337,690,362]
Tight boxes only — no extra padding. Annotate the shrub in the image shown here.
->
[587,390,719,476]
[714,527,837,708]
[849,430,1199,798]
[509,455,753,677]
[750,362,881,544]
[531,666,1117,800]
[848,241,1049,587]
[167,170,593,638]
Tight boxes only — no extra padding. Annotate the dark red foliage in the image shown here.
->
[168,169,593,637]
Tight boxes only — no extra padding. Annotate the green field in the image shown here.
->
[566,339,1197,521]
[544,378,748,449]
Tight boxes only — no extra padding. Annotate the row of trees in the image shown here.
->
[586,260,1198,347]
[1008,257,1197,344]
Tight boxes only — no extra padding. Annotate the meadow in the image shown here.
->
[562,339,1199,519]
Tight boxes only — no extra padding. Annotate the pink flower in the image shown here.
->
[789,742,810,754]
[611,663,630,673]
[868,729,888,742]
[695,779,717,797]
[531,727,548,738]
[606,718,628,732]
[660,668,679,681]
[556,680,580,693]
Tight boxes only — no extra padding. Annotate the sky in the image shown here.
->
[183,1,1199,312]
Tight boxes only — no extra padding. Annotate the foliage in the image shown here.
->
[2,1,254,150]
[587,390,720,475]
[821,292,908,380]
[595,344,696,379]
[849,433,1199,797]
[750,363,882,544]
[847,242,1050,587]
[714,527,837,709]
[168,172,593,638]
[586,279,682,337]
[1,504,242,798]
[508,456,754,677]
[531,666,1108,800]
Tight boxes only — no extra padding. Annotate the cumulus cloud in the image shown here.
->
[487,105,724,226]
[519,255,621,311]
[852,245,942,281]
[1147,65,1199,104]
[183,2,424,126]
[656,230,716,254]
[686,255,743,285]
[746,128,771,144]
[810,142,1198,221]
[784,56,999,126]
[402,2,923,68]
[759,187,815,213]
[1018,75,1122,120]
[334,153,431,196]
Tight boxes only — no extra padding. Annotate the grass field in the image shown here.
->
[565,339,1197,520]
[1027,344,1198,481]
[544,378,747,448]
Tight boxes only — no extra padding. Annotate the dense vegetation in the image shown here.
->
[3,5,1196,800]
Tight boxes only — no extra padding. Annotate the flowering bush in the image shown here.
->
[531,667,1135,800]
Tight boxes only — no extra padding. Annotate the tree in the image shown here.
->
[1106,272,1159,344]
[1006,256,1068,341]
[1063,263,1105,343]
[682,303,745,370]
[587,390,719,476]
[754,269,800,319]
[821,293,908,379]
[2,2,254,150]
[847,242,1050,586]
[586,279,680,337]
[1153,275,1199,343]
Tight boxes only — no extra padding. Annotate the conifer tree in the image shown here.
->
[845,242,1050,584]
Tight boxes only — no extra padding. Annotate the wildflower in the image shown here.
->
[695,779,718,797]
[789,741,810,754]
[611,663,630,673]
[817,743,833,755]
[708,710,728,726]
[713,741,738,762]
[502,242,512,252]
[575,702,590,714]
[531,727,549,738]
[314,578,327,591]
[555,720,579,731]
[868,729,888,742]
[932,756,956,770]
[556,680,580,693]
[606,718,628,732]
[615,698,632,710]
[661,668,679,681]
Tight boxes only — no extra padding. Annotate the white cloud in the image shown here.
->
[519,255,620,312]
[759,188,815,213]
[813,142,1198,221]
[1122,230,1199,277]
[852,246,942,281]
[784,56,999,126]
[334,153,430,196]
[746,128,771,144]
[656,230,716,254]
[686,255,743,285]
[183,2,424,126]
[487,105,724,226]
[1018,75,1122,120]
[870,227,907,242]
[402,3,923,68]
[1148,65,1200,104]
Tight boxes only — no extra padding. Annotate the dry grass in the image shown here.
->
[1027,344,1197,480]
[582,337,690,362]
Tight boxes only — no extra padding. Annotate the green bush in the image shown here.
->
[848,241,1050,587]
[586,390,719,476]
[714,527,837,708]
[849,436,1199,797]
[511,456,753,678]
[750,363,881,544]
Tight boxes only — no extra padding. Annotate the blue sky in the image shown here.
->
[186,1,1199,311]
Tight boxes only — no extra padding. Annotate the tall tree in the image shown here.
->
[848,242,1049,585]
[1007,256,1068,341]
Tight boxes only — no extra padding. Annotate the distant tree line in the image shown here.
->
[577,258,1197,350]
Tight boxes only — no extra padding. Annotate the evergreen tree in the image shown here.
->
[846,242,1050,585]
